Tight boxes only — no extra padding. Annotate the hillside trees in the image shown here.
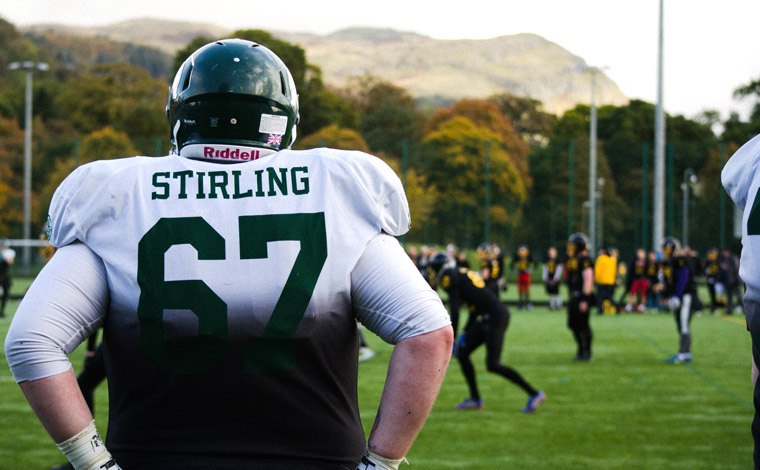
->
[33,127,138,229]
[530,100,725,255]
[723,77,760,146]
[420,110,527,247]
[524,125,627,253]
[295,125,369,152]
[228,30,357,137]
[53,63,166,138]
[172,31,358,138]
[488,93,557,147]
[348,75,424,157]
[0,117,25,237]
[0,21,749,258]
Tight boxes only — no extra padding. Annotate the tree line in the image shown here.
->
[0,19,758,260]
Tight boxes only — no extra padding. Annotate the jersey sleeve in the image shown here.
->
[722,133,760,210]
[46,164,89,247]
[4,242,109,382]
[337,151,411,237]
[351,234,450,344]
[47,160,119,248]
[46,158,141,248]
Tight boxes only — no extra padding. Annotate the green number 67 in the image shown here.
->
[137,213,327,374]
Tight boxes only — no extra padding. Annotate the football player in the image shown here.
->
[722,133,760,470]
[661,237,698,364]
[5,39,453,470]
[704,248,720,313]
[511,244,534,310]
[659,238,679,309]
[542,247,563,310]
[719,247,743,315]
[476,243,499,296]
[565,233,594,361]
[490,243,507,294]
[0,238,14,317]
[625,248,650,313]
[646,250,664,311]
[428,253,545,413]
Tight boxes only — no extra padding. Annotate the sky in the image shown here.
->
[2,0,759,121]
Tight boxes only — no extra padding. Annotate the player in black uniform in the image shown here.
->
[476,243,501,297]
[490,243,507,295]
[704,248,720,313]
[428,253,545,413]
[662,237,698,364]
[543,247,563,310]
[659,242,678,311]
[719,247,743,315]
[565,233,595,361]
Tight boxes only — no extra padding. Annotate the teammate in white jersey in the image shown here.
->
[722,133,760,470]
[5,39,453,470]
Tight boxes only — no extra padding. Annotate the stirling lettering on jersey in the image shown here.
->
[151,166,310,200]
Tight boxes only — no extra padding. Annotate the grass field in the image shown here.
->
[0,278,754,469]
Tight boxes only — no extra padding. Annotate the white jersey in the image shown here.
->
[722,134,760,303]
[7,149,450,468]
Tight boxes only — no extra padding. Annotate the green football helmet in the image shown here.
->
[167,38,299,157]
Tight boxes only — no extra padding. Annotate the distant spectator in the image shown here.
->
[0,239,15,317]
[646,250,663,311]
[719,247,743,315]
[704,248,720,313]
[511,245,534,310]
[625,248,650,313]
[594,247,617,314]
[542,247,563,311]
[456,251,470,269]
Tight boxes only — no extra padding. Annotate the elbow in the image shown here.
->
[439,325,455,352]
[400,325,454,363]
[426,325,454,362]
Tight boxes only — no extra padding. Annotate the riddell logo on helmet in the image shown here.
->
[204,146,262,161]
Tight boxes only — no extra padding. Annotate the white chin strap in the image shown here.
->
[178,144,277,162]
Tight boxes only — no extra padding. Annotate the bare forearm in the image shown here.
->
[582,267,594,295]
[368,325,454,459]
[18,368,93,443]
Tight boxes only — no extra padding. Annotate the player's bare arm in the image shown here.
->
[367,325,453,459]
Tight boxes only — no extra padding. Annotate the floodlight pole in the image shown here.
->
[589,70,597,256]
[597,177,605,249]
[653,0,666,250]
[8,61,49,273]
[578,65,607,256]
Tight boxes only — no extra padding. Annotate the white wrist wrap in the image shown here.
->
[56,421,119,470]
[361,449,405,470]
